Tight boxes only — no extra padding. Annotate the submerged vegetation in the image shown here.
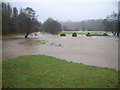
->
[20,40,47,45]
[20,39,63,47]
[2,55,119,88]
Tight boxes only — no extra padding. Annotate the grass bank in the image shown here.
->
[2,55,119,88]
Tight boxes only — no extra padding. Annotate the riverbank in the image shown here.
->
[3,55,119,88]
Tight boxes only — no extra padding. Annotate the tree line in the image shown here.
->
[2,2,62,38]
[61,12,119,36]
[2,2,119,37]
[61,19,104,31]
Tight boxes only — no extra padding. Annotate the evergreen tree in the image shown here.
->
[42,18,62,34]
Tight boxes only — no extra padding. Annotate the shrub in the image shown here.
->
[103,33,108,36]
[72,33,77,37]
[60,33,66,36]
[86,32,91,36]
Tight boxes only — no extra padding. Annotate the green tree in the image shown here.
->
[18,7,40,38]
[118,1,120,36]
[12,7,18,33]
[2,2,13,35]
[13,7,18,18]
[2,3,41,36]
[42,18,62,34]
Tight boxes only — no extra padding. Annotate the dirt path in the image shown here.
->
[2,34,118,70]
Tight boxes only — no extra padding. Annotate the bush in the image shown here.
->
[72,33,77,37]
[60,33,66,36]
[103,33,108,36]
[86,32,91,36]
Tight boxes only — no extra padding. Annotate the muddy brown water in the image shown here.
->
[2,34,119,70]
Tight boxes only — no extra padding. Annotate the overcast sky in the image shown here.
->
[3,0,119,22]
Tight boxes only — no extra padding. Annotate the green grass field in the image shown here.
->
[59,31,110,35]
[2,55,119,88]
[59,31,86,35]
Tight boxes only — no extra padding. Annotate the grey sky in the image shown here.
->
[6,0,118,22]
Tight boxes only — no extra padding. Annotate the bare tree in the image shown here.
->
[103,12,118,36]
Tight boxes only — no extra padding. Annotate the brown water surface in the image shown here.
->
[2,33,118,70]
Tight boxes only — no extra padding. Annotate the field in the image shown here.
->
[59,31,111,35]
[2,55,119,88]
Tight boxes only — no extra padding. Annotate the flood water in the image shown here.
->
[2,33,119,70]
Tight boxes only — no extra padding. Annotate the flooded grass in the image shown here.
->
[19,40,47,45]
[2,55,119,88]
[49,42,63,47]
[19,39,63,47]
